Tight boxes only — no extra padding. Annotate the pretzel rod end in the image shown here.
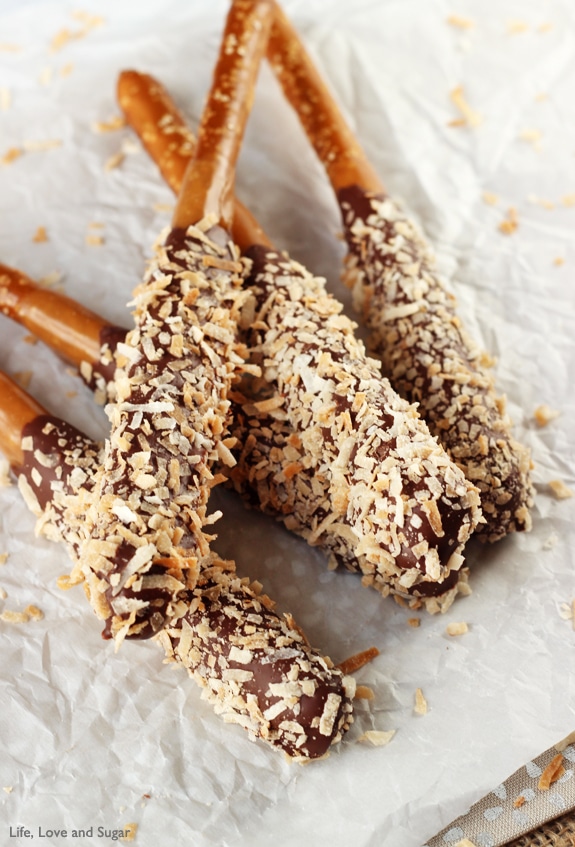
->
[0,371,47,467]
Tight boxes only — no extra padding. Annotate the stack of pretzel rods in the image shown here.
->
[77,0,280,645]
[265,2,534,543]
[0,369,355,760]
[1,68,482,612]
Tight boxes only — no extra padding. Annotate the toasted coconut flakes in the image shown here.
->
[1,610,29,624]
[120,823,138,842]
[2,786,13,794]
[553,257,565,266]
[23,139,62,152]
[0,44,21,52]
[33,225,48,243]
[57,573,83,590]
[252,396,284,413]
[538,22,553,32]
[0,588,7,600]
[562,194,575,206]
[24,604,44,621]
[446,621,468,636]
[0,88,10,111]
[482,191,499,206]
[86,233,105,246]
[407,617,421,627]
[414,688,428,715]
[39,66,53,86]
[38,270,62,288]
[499,207,518,235]
[0,554,7,567]
[154,202,174,213]
[507,19,528,34]
[202,254,243,273]
[61,63,74,77]
[13,370,32,389]
[93,115,126,133]
[104,150,125,171]
[337,646,380,675]
[449,86,482,128]
[548,479,573,499]
[354,685,375,700]
[538,753,565,790]
[534,404,560,426]
[447,15,475,29]
[0,461,10,487]
[358,729,396,747]
[2,147,23,165]
[519,128,543,151]
[514,795,526,808]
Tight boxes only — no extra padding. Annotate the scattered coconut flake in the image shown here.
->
[455,840,479,847]
[447,15,475,29]
[39,66,53,86]
[543,533,558,550]
[33,226,48,243]
[553,257,565,266]
[446,621,468,636]
[86,233,105,246]
[93,115,126,133]
[534,404,560,427]
[519,129,543,151]
[482,191,499,206]
[12,371,32,390]
[358,729,396,747]
[414,688,428,715]
[407,617,421,628]
[498,206,518,235]
[61,63,74,77]
[538,753,565,790]
[0,88,11,111]
[0,588,7,600]
[154,202,174,213]
[104,150,125,171]
[562,194,575,206]
[548,479,573,500]
[24,604,44,621]
[23,139,62,152]
[1,610,29,624]
[337,646,379,675]
[558,602,572,621]
[2,786,13,794]
[0,554,8,566]
[507,19,528,34]
[354,685,375,700]
[50,13,104,53]
[0,44,21,52]
[120,822,138,842]
[1,147,23,165]
[449,86,482,127]
[38,270,62,288]
[57,573,83,591]
[538,22,554,33]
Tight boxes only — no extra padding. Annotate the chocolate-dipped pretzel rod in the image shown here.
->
[0,66,480,611]
[81,0,275,644]
[266,2,534,542]
[119,71,482,602]
[0,371,354,760]
[0,261,470,612]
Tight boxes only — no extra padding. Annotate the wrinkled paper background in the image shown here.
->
[0,1,573,845]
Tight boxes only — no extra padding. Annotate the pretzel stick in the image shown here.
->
[0,370,354,760]
[266,2,534,542]
[82,0,274,644]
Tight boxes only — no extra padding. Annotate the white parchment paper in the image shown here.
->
[0,1,573,845]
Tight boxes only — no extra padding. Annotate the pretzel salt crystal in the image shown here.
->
[83,0,274,644]
[0,370,354,760]
[267,2,534,542]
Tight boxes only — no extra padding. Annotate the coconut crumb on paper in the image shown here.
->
[0,462,10,487]
[482,191,499,205]
[12,371,32,390]
[0,588,7,600]
[50,12,104,53]
[120,823,138,842]
[32,226,48,243]
[93,115,126,133]
[514,795,526,808]
[538,753,565,790]
[534,404,560,426]
[0,88,10,111]
[499,207,518,235]
[414,688,428,715]
[455,840,479,847]
[337,646,380,675]
[449,86,482,127]
[358,730,396,747]
[23,139,62,152]
[86,233,105,246]
[0,44,21,52]
[25,605,44,621]
[548,479,574,500]
[104,150,125,172]
[446,621,468,636]
[407,617,420,628]
[354,685,374,700]
[1,610,30,625]
[538,22,554,33]
[553,257,565,266]
[519,129,543,151]
[38,271,62,288]
[1,147,23,165]
[61,63,74,77]
[2,786,13,794]
[0,553,8,566]
[507,19,528,34]
[447,15,475,29]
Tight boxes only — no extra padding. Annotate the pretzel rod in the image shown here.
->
[82,0,273,643]
[172,0,273,230]
[0,371,354,760]
[117,70,272,251]
[267,3,534,541]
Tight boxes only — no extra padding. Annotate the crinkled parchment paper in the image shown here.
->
[0,1,573,846]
